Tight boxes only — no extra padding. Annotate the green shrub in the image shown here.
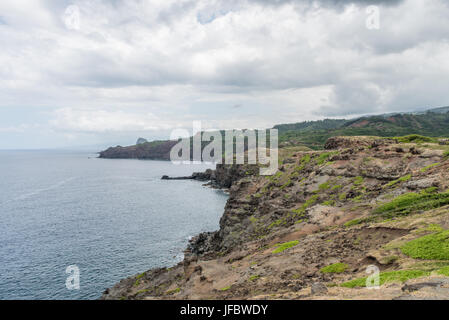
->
[320,263,348,274]
[401,230,449,260]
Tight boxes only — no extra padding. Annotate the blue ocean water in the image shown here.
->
[0,150,228,300]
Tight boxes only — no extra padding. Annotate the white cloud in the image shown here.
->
[0,0,448,148]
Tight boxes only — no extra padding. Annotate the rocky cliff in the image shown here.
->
[102,135,449,300]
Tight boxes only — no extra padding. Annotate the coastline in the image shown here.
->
[101,136,449,300]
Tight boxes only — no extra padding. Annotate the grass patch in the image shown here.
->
[320,263,348,274]
[272,240,299,254]
[374,191,449,218]
[394,135,437,144]
[385,174,411,188]
[401,230,449,260]
[344,218,364,228]
[341,270,430,288]
[420,163,440,173]
[219,286,231,291]
[437,266,449,276]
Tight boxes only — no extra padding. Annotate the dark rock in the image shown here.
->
[311,282,328,295]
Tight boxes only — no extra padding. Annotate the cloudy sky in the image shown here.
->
[0,0,448,149]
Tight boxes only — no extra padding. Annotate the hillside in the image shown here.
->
[102,136,449,300]
[99,107,449,158]
[278,108,449,149]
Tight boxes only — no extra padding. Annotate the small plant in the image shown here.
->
[249,275,260,282]
[320,263,348,274]
[272,240,299,254]
[220,286,231,291]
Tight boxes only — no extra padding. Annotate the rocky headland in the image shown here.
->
[102,135,449,300]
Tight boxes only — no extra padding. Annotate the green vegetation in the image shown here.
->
[353,176,364,186]
[341,270,430,288]
[318,182,331,191]
[320,263,348,274]
[276,110,449,150]
[394,134,437,144]
[437,266,449,276]
[166,287,181,295]
[401,230,449,260]
[292,195,319,216]
[385,174,411,188]
[219,286,231,291]
[272,240,299,254]
[374,191,449,218]
[420,163,440,173]
[249,275,260,281]
[344,218,364,228]
[316,152,338,165]
[268,219,285,229]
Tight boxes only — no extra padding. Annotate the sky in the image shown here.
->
[0,0,448,149]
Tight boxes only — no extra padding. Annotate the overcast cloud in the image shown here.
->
[0,0,448,148]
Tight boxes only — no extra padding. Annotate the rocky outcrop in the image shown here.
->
[99,140,178,160]
[102,136,449,300]
[136,137,148,145]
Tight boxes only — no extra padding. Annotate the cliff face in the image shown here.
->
[102,136,449,300]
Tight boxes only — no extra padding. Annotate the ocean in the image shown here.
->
[0,150,228,300]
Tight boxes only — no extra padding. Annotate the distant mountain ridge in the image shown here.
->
[99,106,449,158]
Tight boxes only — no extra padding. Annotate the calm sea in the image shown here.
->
[0,150,228,300]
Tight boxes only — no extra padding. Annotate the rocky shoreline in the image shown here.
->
[102,136,449,300]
